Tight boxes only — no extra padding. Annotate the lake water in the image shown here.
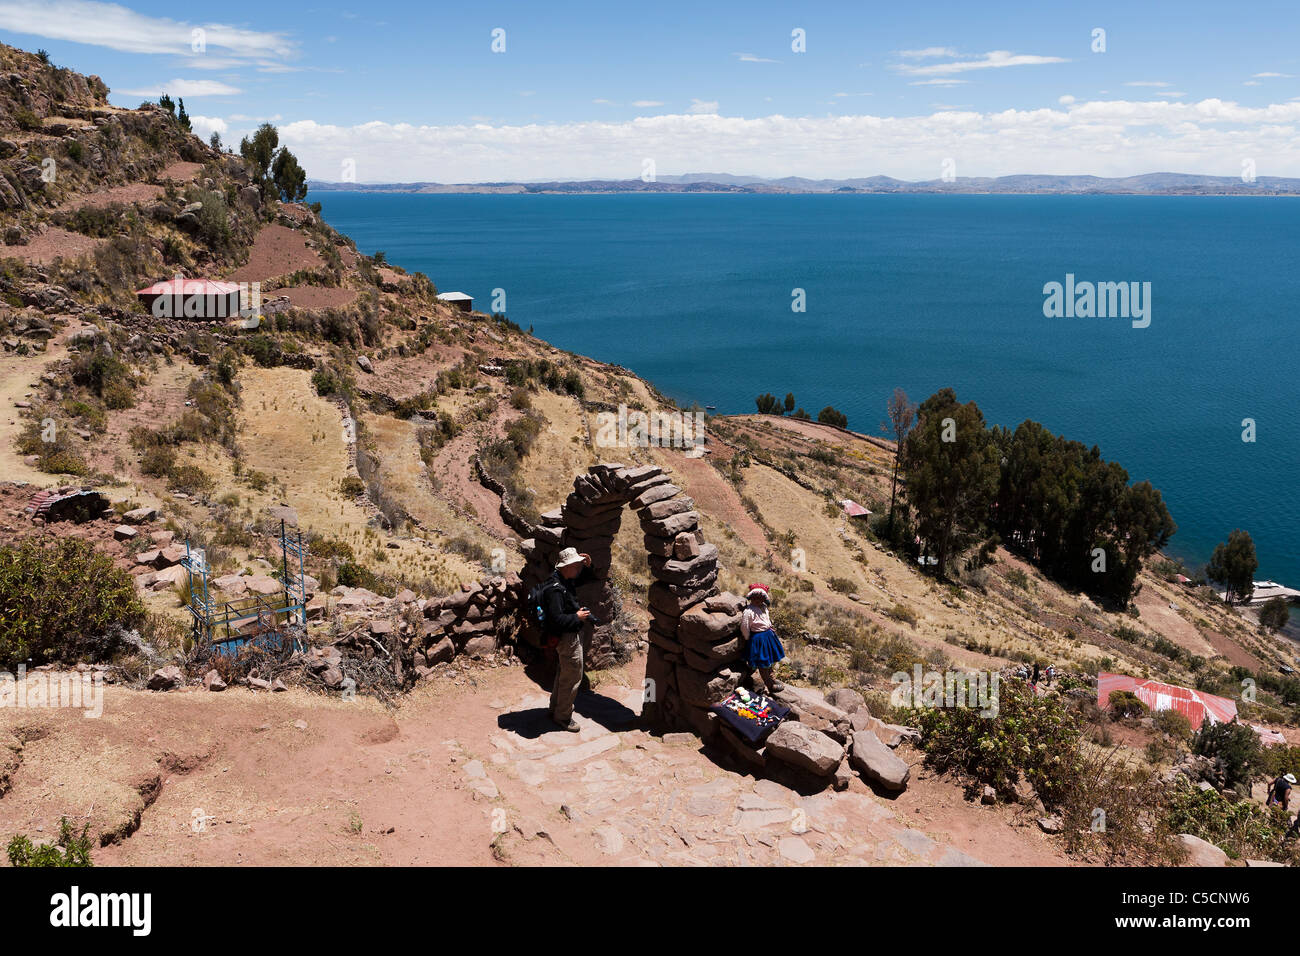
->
[316,192,1300,588]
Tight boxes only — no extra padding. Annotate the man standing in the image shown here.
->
[542,547,593,732]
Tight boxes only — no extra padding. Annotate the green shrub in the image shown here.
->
[312,367,339,396]
[72,350,135,406]
[168,464,213,495]
[337,561,380,592]
[1106,690,1148,719]
[340,475,365,497]
[140,444,176,477]
[916,679,1081,806]
[7,817,93,867]
[1164,777,1296,862]
[13,108,42,131]
[1260,597,1290,632]
[0,539,145,667]
[1193,720,1263,791]
[886,603,918,627]
[39,449,89,477]
[1153,709,1194,742]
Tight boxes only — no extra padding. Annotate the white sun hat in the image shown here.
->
[554,547,584,570]
[1286,773,1297,785]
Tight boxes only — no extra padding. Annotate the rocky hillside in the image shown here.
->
[1,42,1297,865]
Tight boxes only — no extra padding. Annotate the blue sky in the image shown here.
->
[2,0,1298,181]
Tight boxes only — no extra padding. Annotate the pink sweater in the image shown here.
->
[741,604,772,638]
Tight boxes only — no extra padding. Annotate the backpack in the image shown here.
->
[526,578,564,633]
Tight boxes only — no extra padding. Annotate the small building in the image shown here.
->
[137,278,243,320]
[26,487,112,523]
[840,499,872,519]
[437,291,473,313]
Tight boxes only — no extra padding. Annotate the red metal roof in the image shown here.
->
[136,278,241,296]
[840,498,872,518]
[1098,671,1237,726]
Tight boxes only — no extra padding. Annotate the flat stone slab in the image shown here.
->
[543,735,621,767]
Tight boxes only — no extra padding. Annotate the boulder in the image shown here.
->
[764,721,843,776]
[122,506,158,524]
[849,729,910,791]
[150,565,188,590]
[463,635,499,658]
[427,637,455,665]
[775,685,851,724]
[112,525,137,541]
[202,669,226,692]
[676,663,742,707]
[147,665,183,691]
[213,573,248,595]
[1178,833,1229,867]
[825,687,865,714]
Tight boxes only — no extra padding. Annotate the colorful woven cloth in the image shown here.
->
[710,690,790,745]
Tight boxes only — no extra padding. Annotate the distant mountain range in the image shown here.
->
[307,172,1300,196]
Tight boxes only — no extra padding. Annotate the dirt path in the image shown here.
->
[426,410,513,540]
[0,332,74,485]
[671,454,770,555]
[0,656,1072,867]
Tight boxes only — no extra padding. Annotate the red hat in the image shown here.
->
[746,583,770,601]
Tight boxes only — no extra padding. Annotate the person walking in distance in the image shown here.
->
[542,548,593,732]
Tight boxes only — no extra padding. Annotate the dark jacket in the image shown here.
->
[541,566,592,635]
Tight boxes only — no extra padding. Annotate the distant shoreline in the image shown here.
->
[307,172,1300,197]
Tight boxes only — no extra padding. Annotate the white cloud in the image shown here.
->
[0,0,295,60]
[897,47,959,58]
[278,98,1300,184]
[1253,72,1294,78]
[733,52,778,63]
[688,98,719,114]
[593,98,615,105]
[895,50,1067,77]
[910,78,969,87]
[633,100,664,108]
[1058,94,1076,105]
[118,78,242,97]
[188,114,226,139]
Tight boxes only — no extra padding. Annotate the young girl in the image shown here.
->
[741,583,785,694]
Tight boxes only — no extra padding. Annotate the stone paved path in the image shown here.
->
[453,686,989,866]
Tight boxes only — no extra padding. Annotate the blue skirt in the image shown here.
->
[747,629,785,669]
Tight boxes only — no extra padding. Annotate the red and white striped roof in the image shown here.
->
[136,278,241,296]
[1097,671,1237,726]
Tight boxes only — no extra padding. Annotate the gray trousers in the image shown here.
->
[549,631,584,722]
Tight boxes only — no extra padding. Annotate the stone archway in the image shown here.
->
[518,463,747,738]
